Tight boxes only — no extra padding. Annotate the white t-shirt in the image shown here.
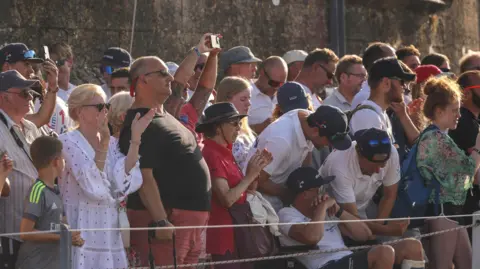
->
[351,81,370,109]
[34,97,74,135]
[297,82,321,110]
[243,109,314,211]
[319,142,400,218]
[248,83,277,125]
[349,100,395,142]
[57,83,76,103]
[278,207,352,269]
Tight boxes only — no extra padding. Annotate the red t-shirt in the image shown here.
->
[179,103,204,148]
[202,139,246,255]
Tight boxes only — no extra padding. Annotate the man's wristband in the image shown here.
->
[193,47,201,57]
[335,207,344,218]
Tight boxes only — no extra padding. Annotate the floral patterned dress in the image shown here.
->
[417,127,476,206]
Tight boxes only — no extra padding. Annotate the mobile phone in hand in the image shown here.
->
[43,46,50,60]
[209,35,221,49]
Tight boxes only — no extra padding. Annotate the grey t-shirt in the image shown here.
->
[16,180,64,269]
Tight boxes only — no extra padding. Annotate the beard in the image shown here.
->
[387,87,404,103]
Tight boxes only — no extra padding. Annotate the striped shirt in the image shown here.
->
[0,109,42,242]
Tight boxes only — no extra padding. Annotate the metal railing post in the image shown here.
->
[59,223,72,269]
[472,211,480,269]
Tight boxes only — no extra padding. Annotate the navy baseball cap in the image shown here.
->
[286,167,335,194]
[354,128,392,163]
[307,105,352,150]
[101,47,132,67]
[0,43,44,65]
[277,82,310,113]
[369,57,416,82]
[0,70,40,92]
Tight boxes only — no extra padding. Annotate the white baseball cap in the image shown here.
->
[283,50,308,65]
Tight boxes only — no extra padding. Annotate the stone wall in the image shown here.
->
[0,0,478,84]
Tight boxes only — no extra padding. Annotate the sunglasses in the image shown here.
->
[5,50,36,63]
[347,73,368,80]
[83,103,111,111]
[103,66,116,75]
[4,89,35,99]
[368,137,391,147]
[144,69,171,78]
[195,63,205,71]
[264,70,284,88]
[440,68,451,73]
[226,120,241,127]
[318,64,334,80]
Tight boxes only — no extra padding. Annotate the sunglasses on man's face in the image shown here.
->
[4,89,35,99]
[318,64,334,80]
[368,137,391,147]
[264,70,284,88]
[83,103,111,112]
[144,69,171,78]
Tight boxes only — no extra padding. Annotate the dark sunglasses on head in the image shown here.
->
[368,137,391,147]
[264,70,284,88]
[318,64,334,80]
[83,103,111,111]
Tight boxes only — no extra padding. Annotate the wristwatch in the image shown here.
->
[335,207,344,218]
[151,219,170,227]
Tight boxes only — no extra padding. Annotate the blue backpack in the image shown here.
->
[390,125,441,227]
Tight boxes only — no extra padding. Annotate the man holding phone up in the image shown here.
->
[0,43,58,131]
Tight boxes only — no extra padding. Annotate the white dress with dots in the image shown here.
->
[59,130,142,269]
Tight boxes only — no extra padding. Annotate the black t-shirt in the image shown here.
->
[449,107,479,155]
[119,108,211,211]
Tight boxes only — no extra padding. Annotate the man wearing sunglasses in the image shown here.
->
[350,57,418,151]
[0,70,47,269]
[100,47,132,99]
[0,43,59,131]
[296,48,339,110]
[320,128,406,238]
[449,70,480,241]
[244,105,352,212]
[248,56,287,134]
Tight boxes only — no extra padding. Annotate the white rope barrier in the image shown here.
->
[129,0,138,53]
[1,212,479,238]
[132,221,480,269]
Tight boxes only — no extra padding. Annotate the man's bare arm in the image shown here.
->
[189,50,219,116]
[139,168,168,221]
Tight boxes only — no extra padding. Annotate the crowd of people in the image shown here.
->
[0,33,480,269]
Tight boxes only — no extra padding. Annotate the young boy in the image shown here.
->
[15,136,84,269]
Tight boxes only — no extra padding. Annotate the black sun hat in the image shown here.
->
[195,102,247,133]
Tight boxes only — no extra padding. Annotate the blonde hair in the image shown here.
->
[216,76,255,142]
[108,92,134,135]
[68,84,107,124]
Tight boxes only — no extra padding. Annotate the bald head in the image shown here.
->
[263,56,288,73]
[129,56,163,83]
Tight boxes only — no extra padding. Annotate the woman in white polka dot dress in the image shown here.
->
[58,84,154,269]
